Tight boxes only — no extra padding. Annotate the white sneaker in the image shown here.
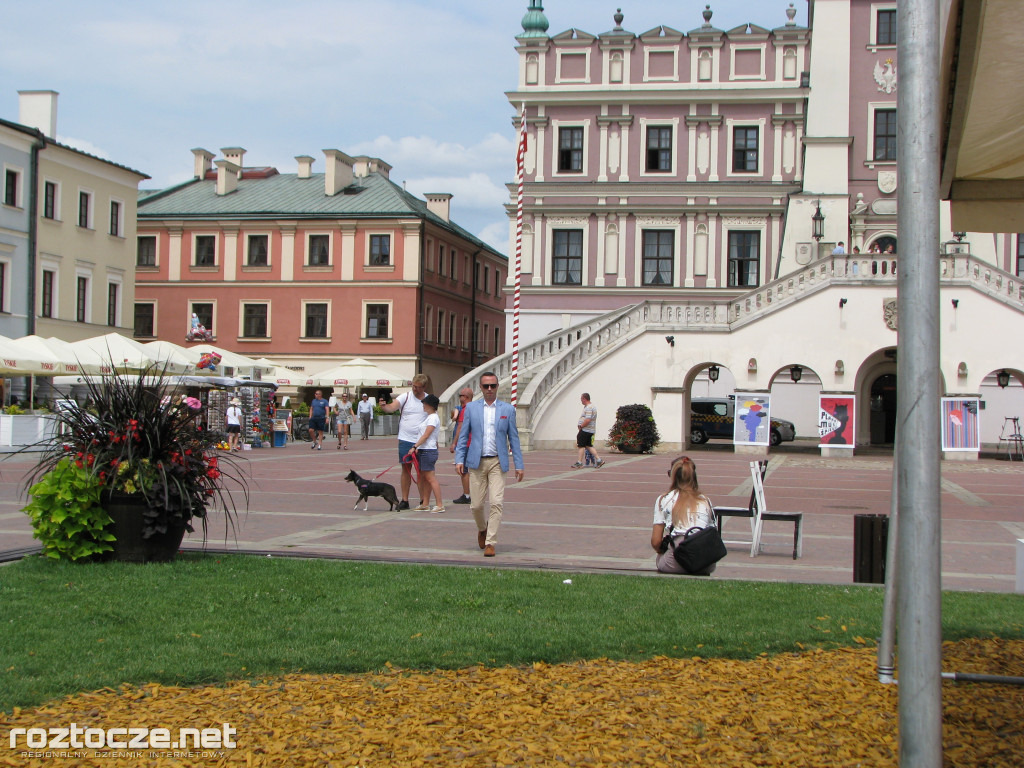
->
[430,505,446,514]
[412,503,431,512]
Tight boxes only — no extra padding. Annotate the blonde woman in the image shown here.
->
[651,456,717,574]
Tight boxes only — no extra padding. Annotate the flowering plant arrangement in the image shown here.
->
[23,363,247,550]
[607,403,661,453]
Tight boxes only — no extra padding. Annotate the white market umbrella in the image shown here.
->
[306,358,410,388]
[142,340,213,375]
[0,335,67,375]
[183,344,274,374]
[265,366,306,387]
[9,335,95,375]
[69,333,184,374]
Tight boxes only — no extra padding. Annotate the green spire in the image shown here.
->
[520,0,549,38]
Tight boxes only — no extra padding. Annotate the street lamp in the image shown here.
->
[707,364,720,382]
[997,370,1011,388]
[811,200,825,242]
[790,365,803,383]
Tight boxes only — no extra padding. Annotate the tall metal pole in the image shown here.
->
[896,0,943,764]
[510,104,526,407]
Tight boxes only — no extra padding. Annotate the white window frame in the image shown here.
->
[189,300,217,337]
[106,275,122,327]
[639,118,680,178]
[362,300,393,342]
[643,46,679,82]
[725,118,766,178]
[424,304,433,342]
[551,120,591,178]
[868,3,899,51]
[2,164,23,209]
[300,299,331,341]
[729,44,767,81]
[244,232,272,268]
[239,300,270,340]
[0,255,11,313]
[42,178,61,220]
[108,197,125,238]
[77,188,94,230]
[136,234,158,268]
[365,231,394,271]
[305,231,332,267]
[555,49,591,84]
[866,102,898,167]
[192,232,219,268]
[40,255,60,319]
[133,301,157,338]
[75,268,93,323]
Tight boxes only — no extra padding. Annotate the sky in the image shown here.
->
[0,1,808,255]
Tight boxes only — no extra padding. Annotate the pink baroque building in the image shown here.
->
[135,149,506,394]
[437,1,1024,456]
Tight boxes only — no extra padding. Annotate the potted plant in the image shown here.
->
[607,403,661,454]
[21,363,248,562]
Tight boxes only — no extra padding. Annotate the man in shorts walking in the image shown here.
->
[308,389,330,450]
[378,373,430,509]
[572,392,605,469]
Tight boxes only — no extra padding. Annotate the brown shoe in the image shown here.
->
[484,544,495,557]
[477,530,487,550]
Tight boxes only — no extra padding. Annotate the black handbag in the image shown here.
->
[669,525,727,573]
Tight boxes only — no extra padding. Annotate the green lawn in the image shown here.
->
[2,553,1023,712]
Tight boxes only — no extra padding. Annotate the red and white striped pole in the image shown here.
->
[511,104,527,407]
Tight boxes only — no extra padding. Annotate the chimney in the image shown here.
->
[322,149,354,195]
[353,156,391,179]
[191,148,215,178]
[215,159,240,195]
[17,90,59,138]
[296,155,315,179]
[221,147,245,177]
[425,193,453,222]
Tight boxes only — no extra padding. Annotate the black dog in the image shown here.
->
[345,470,399,511]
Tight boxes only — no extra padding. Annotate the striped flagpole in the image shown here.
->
[511,104,527,407]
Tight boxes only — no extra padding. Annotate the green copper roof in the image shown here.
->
[520,0,549,38]
[137,170,504,259]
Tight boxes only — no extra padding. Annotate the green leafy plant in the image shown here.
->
[607,403,661,453]
[23,457,114,561]
[22,362,248,543]
[293,401,310,416]
[4,404,25,415]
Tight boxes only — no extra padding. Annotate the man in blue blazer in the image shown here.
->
[454,371,525,557]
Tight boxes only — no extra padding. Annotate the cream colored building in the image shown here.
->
[16,91,148,342]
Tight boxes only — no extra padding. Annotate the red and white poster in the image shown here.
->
[819,396,855,447]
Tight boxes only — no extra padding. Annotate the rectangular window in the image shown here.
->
[495,270,501,298]
[1017,235,1024,277]
[43,181,57,219]
[247,235,268,266]
[437,310,445,346]
[76,276,88,322]
[449,314,456,347]
[0,263,6,312]
[646,126,673,172]
[874,109,897,161]
[133,303,154,337]
[3,169,18,207]
[483,266,490,295]
[451,250,457,279]
[877,9,897,45]
[137,235,156,266]
[494,327,501,355]
[109,201,121,236]
[732,127,759,172]
[304,303,328,338]
[366,304,389,338]
[552,230,583,285]
[78,192,91,228]
[194,235,216,266]
[308,234,329,266]
[642,230,674,286]
[192,302,213,335]
[369,234,391,266]
[558,127,584,172]
[728,231,761,287]
[438,245,446,276]
[41,270,54,318]
[242,303,268,338]
[107,283,118,327]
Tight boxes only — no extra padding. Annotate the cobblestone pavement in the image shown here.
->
[2,438,1022,592]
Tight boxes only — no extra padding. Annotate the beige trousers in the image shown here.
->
[469,456,505,546]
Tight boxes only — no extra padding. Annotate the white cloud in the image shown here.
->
[476,221,510,254]
[349,134,514,178]
[56,135,111,160]
[406,173,506,210]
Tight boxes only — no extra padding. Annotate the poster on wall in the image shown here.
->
[733,393,771,446]
[819,395,856,447]
[941,398,980,451]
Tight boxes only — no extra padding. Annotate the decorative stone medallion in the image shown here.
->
[883,298,898,331]
[878,171,897,194]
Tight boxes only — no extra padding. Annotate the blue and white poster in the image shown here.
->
[941,398,980,451]
[733,393,771,446]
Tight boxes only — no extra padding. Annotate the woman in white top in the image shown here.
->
[225,397,243,452]
[651,455,717,574]
[405,394,444,514]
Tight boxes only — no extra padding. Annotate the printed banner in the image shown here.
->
[733,393,771,446]
[941,398,980,451]
[819,396,856,447]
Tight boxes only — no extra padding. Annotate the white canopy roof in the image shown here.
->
[305,358,410,388]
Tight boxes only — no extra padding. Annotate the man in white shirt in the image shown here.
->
[356,393,374,440]
[379,373,430,510]
[832,241,846,256]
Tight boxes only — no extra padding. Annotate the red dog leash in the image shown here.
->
[375,452,420,484]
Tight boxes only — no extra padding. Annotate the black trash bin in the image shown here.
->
[853,514,889,583]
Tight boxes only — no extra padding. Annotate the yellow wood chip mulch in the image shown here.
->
[2,638,1022,767]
